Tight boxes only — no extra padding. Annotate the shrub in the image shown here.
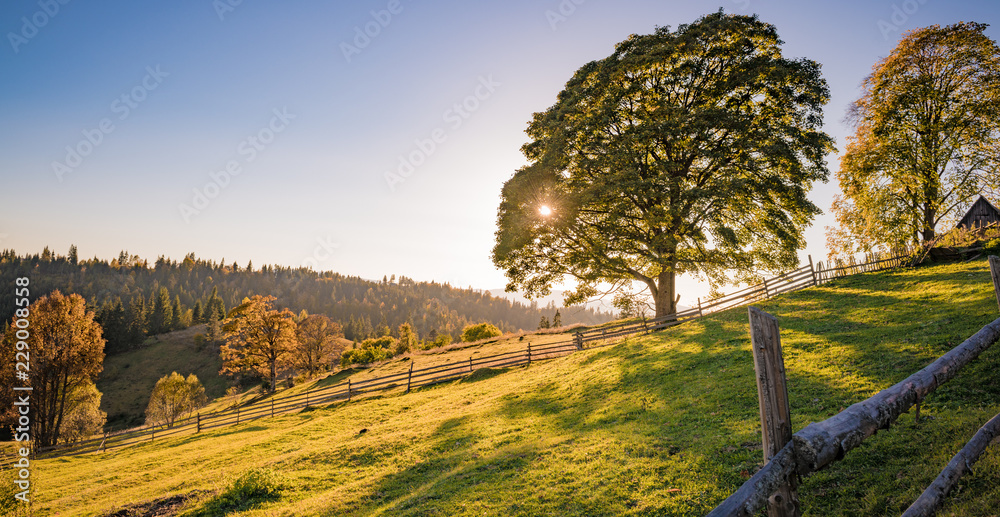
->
[985,238,1000,255]
[198,467,286,515]
[145,372,207,427]
[424,333,452,349]
[340,336,396,367]
[461,323,502,342]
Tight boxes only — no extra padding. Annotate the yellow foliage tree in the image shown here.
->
[1,291,105,447]
[145,372,207,427]
[221,295,297,393]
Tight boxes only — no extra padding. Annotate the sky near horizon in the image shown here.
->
[1,0,998,304]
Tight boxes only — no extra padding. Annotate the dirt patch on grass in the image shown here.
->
[102,491,207,517]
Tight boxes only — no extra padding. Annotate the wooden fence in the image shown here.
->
[709,256,1000,516]
[28,251,911,460]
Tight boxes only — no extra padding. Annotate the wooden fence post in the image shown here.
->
[271,397,274,418]
[642,315,650,332]
[989,255,1000,313]
[347,379,352,401]
[236,407,240,425]
[574,331,583,350]
[197,413,201,433]
[527,342,532,366]
[406,361,414,392]
[748,307,800,517]
[306,391,309,409]
[697,297,704,317]
[808,255,818,287]
[469,356,473,372]
[763,277,771,299]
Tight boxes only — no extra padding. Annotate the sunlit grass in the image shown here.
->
[16,259,1000,515]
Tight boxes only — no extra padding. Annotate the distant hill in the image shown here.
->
[486,289,617,314]
[0,248,614,353]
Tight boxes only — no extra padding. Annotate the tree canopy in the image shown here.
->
[293,314,344,377]
[221,295,297,393]
[492,11,834,317]
[828,22,1000,255]
[145,372,206,427]
[1,291,105,446]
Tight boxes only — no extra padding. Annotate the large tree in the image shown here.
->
[493,11,834,317]
[221,295,297,393]
[1,291,105,446]
[292,314,343,378]
[829,22,1000,255]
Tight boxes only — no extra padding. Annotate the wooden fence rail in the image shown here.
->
[710,257,1000,516]
[29,252,911,460]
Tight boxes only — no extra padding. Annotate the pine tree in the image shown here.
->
[192,300,203,323]
[171,295,184,330]
[149,287,171,335]
[68,244,78,266]
[538,315,550,329]
[552,310,562,328]
[128,297,147,345]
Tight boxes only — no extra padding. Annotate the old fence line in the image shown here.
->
[709,255,1000,516]
[35,251,909,459]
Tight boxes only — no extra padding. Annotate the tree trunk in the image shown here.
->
[921,198,937,242]
[654,269,678,318]
[269,360,277,394]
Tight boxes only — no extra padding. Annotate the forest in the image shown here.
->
[0,246,611,354]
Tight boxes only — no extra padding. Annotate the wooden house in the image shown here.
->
[957,195,1000,230]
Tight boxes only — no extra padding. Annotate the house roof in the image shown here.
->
[957,195,1000,228]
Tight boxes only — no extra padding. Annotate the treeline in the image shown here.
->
[0,247,611,352]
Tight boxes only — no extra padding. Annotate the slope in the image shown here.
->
[23,259,1000,516]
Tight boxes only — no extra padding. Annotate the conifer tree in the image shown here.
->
[192,300,203,323]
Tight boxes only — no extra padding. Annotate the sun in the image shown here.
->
[538,205,552,216]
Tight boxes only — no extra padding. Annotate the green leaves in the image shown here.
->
[831,22,1000,257]
[494,11,833,316]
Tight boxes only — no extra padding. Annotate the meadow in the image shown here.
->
[10,259,1000,516]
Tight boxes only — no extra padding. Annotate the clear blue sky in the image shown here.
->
[1,0,998,303]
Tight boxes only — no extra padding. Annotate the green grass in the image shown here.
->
[98,325,228,428]
[15,259,1000,516]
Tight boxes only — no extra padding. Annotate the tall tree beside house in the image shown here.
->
[828,22,1000,256]
[492,11,834,318]
[221,295,298,393]
[0,291,105,447]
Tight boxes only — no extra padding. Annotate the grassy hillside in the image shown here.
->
[18,260,1000,516]
[97,325,227,428]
